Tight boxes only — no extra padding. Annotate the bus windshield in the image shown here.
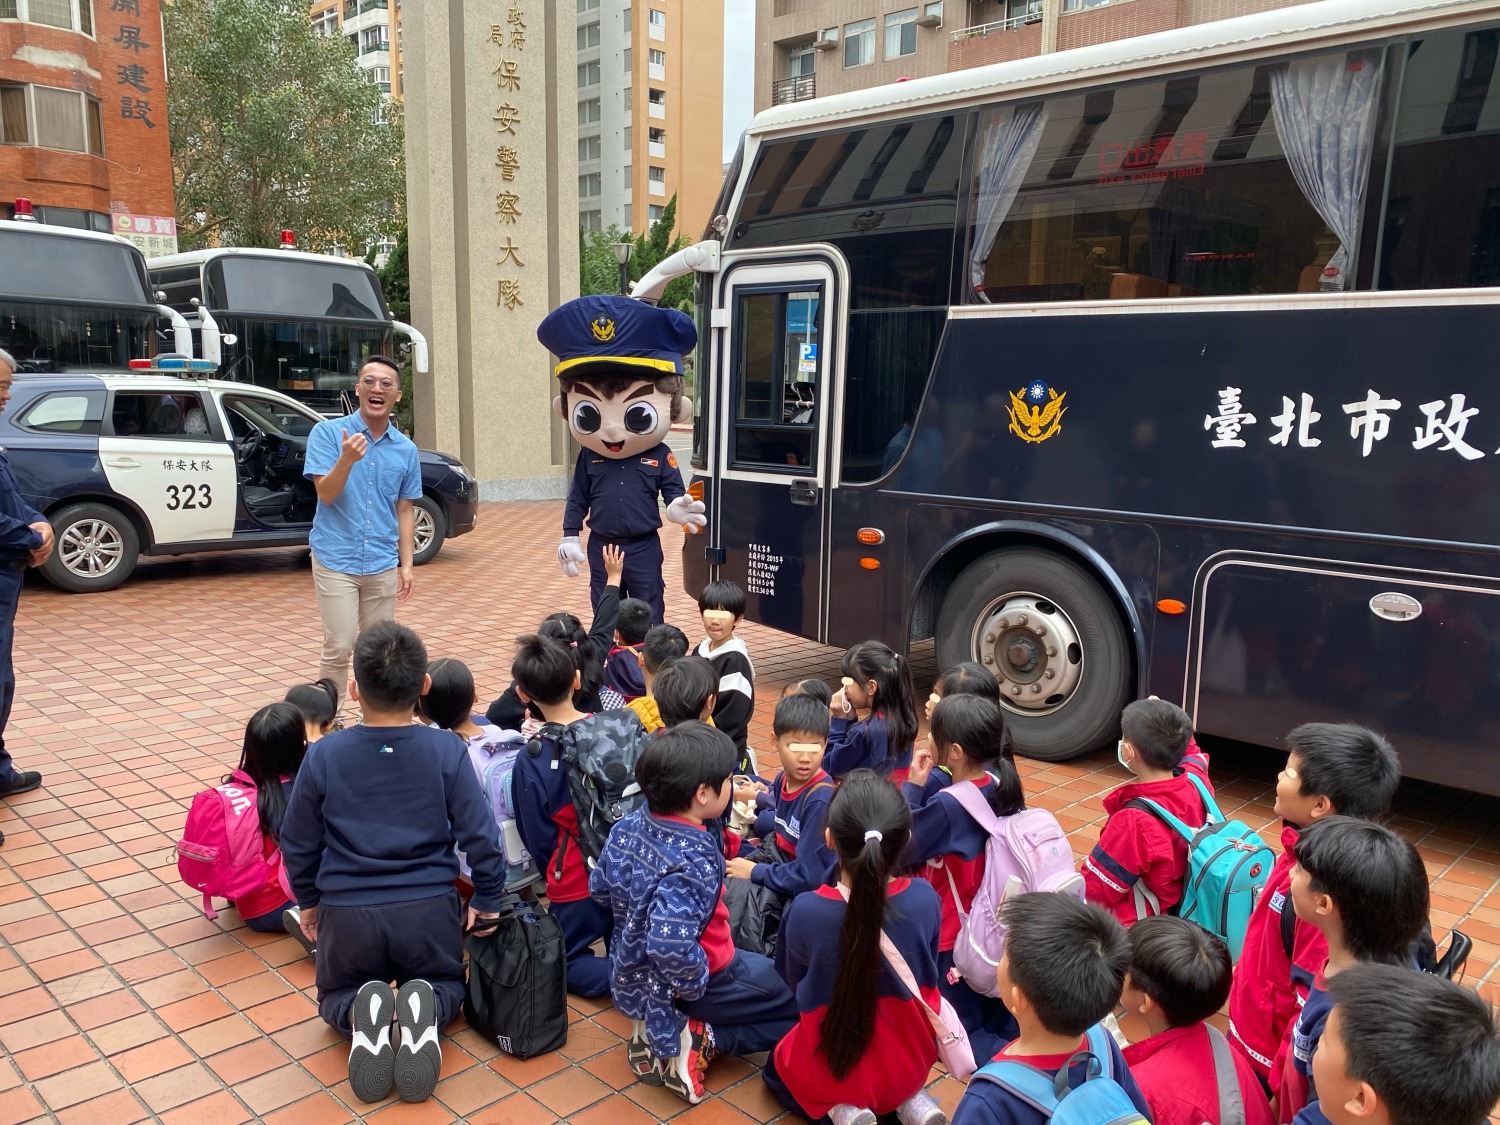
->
[205,257,387,320]
[216,317,392,406]
[0,226,161,372]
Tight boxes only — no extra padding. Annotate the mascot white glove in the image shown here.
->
[557,536,587,577]
[665,495,707,531]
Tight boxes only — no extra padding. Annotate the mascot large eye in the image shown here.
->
[571,401,602,435]
[624,402,659,435]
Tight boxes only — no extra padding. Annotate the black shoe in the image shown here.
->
[0,770,41,798]
[392,979,441,1103]
[347,980,396,1103]
[282,907,316,957]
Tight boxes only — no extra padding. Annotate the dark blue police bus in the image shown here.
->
[634,0,1500,792]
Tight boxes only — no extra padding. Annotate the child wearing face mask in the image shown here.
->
[1080,698,1215,928]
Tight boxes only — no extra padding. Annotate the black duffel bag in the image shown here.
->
[463,898,568,1059]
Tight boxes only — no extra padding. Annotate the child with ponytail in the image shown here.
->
[825,641,919,783]
[904,694,1026,1062]
[765,770,949,1125]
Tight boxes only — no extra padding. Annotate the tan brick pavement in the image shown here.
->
[0,499,1499,1123]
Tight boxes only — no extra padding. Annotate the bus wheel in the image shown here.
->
[39,503,140,594]
[936,548,1130,762]
[412,495,446,566]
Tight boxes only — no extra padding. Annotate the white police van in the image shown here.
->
[7,358,477,593]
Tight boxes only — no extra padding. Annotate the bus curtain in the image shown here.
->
[969,102,1050,300]
[1269,49,1386,292]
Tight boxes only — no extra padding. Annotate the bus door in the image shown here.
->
[711,256,844,640]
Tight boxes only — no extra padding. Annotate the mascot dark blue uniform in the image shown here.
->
[538,295,706,623]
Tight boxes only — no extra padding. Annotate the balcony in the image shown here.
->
[948,11,1043,69]
[359,0,387,11]
[772,74,815,105]
[361,40,390,55]
[648,62,666,81]
[647,100,665,120]
[648,178,666,197]
[950,10,1042,41]
[648,140,665,159]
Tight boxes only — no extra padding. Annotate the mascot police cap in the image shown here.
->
[537,294,697,379]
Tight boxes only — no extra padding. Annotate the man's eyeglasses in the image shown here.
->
[359,377,398,391]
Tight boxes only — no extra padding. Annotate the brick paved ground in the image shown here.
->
[2,499,1500,1124]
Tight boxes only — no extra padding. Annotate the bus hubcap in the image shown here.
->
[971,592,1084,715]
[413,506,434,554]
[60,521,123,578]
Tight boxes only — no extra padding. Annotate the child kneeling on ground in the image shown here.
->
[280,622,506,1105]
[589,721,798,1104]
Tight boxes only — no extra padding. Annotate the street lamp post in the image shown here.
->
[612,240,633,296]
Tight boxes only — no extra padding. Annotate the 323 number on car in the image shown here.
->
[165,483,212,511]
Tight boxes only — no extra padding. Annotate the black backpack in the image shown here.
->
[463,900,567,1059]
[531,711,650,873]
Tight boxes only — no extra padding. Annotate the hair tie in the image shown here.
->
[569,641,578,648]
[864,830,883,843]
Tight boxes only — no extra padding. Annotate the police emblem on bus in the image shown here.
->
[590,315,616,342]
[1007,381,1067,444]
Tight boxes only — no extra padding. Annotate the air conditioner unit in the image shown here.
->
[915,13,941,26]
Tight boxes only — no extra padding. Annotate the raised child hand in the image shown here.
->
[602,543,625,586]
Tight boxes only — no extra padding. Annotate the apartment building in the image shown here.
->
[310,0,402,98]
[576,0,724,237]
[755,0,1317,111]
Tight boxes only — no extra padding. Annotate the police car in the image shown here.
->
[5,361,477,592]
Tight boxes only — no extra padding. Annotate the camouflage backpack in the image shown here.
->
[533,711,650,871]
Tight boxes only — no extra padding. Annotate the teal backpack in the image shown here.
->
[1127,771,1273,961]
[971,1024,1149,1125]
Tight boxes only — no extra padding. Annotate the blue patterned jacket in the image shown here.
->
[589,808,724,1057]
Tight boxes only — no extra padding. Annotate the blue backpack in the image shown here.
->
[1127,771,1273,961]
[971,1024,1149,1125]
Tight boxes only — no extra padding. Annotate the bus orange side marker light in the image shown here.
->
[859,558,881,570]
[1156,599,1187,615]
[856,528,885,545]
[687,480,704,502]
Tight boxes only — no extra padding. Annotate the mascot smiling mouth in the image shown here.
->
[604,440,625,453]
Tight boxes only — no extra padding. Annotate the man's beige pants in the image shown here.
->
[312,557,398,702]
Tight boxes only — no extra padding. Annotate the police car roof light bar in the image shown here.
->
[127,354,218,376]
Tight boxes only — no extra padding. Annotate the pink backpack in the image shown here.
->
[937,780,1085,998]
[176,770,275,920]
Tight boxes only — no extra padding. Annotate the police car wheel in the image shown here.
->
[936,547,1131,763]
[412,494,445,566]
[39,503,140,594]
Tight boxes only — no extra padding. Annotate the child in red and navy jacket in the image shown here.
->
[1081,698,1212,926]
[952,893,1151,1125]
[511,634,618,998]
[726,694,836,900]
[765,770,947,1125]
[602,596,651,704]
[1226,723,1400,1089]
[903,694,1024,1063]
[590,723,797,1106]
[826,641,919,782]
[1121,915,1274,1125]
[1275,817,1429,1124]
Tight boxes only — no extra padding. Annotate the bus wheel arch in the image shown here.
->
[924,535,1139,763]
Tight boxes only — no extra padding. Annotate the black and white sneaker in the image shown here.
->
[347,980,396,1103]
[392,979,442,1103]
[282,907,316,957]
[627,1019,664,1085]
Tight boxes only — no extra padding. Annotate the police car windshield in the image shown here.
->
[226,395,319,439]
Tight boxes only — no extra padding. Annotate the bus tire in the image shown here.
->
[412,494,446,566]
[935,548,1131,763]
[39,503,141,594]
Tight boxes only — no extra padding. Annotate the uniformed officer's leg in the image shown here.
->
[312,556,361,704]
[621,535,666,624]
[0,567,22,788]
[586,533,609,610]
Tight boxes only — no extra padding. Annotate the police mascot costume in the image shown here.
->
[539,294,706,623]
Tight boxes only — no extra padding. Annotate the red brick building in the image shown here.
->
[1,0,176,252]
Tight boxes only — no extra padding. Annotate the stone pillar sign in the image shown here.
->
[404,1,578,498]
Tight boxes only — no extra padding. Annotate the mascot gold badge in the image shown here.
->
[538,295,707,623]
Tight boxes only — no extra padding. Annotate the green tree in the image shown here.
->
[577,195,694,313]
[165,0,405,250]
[376,225,410,322]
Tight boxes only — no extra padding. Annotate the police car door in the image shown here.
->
[98,388,236,546]
[711,253,844,640]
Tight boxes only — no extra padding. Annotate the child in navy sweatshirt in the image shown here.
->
[903,694,1025,1063]
[589,722,798,1105]
[766,770,948,1125]
[952,893,1151,1125]
[910,662,1004,802]
[603,596,651,703]
[280,622,506,1107]
[725,694,837,950]
[826,641,919,782]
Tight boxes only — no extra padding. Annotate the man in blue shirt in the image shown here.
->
[304,356,422,705]
[0,349,53,841]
